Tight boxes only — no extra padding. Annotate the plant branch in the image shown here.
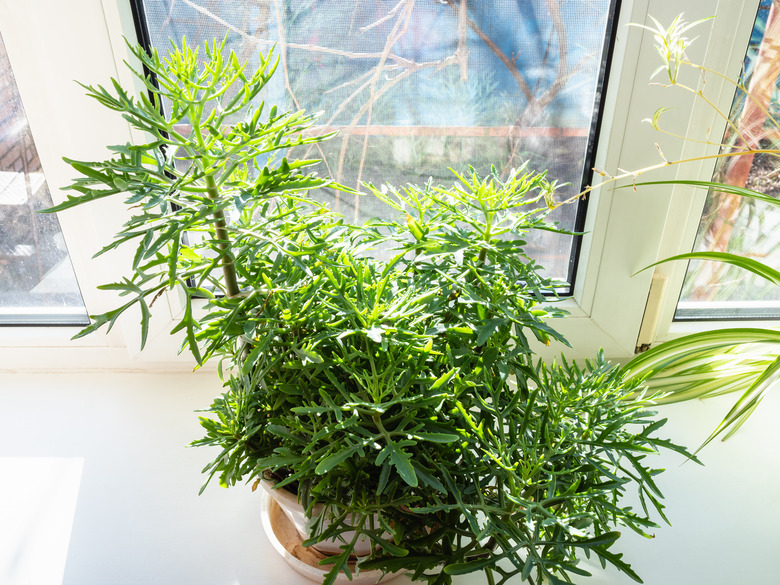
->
[204,174,240,298]
[457,0,468,82]
[461,9,534,104]
[179,0,412,65]
[337,0,415,191]
[555,148,780,209]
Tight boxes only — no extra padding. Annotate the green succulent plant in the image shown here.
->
[44,38,693,585]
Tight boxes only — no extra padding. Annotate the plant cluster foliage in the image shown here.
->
[620,16,780,449]
[46,39,693,585]
[536,14,780,449]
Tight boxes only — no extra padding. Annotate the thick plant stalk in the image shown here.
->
[205,174,240,298]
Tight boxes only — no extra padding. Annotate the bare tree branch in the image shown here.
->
[336,0,416,191]
[360,0,406,32]
[180,0,413,65]
[175,0,595,207]
[547,0,567,88]
[458,0,468,82]
[457,7,535,104]
[271,0,299,110]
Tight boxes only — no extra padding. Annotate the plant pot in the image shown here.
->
[257,479,375,556]
[260,490,401,584]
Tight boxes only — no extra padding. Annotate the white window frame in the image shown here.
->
[0,0,765,370]
[550,0,767,360]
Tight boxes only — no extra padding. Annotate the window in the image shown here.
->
[134,0,619,290]
[0,30,88,325]
[0,0,766,366]
[675,0,780,320]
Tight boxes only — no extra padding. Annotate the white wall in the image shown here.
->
[583,390,780,585]
[1,368,778,585]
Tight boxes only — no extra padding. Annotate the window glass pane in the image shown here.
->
[676,0,780,320]
[137,0,617,287]
[0,31,88,325]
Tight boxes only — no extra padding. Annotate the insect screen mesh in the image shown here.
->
[138,0,615,284]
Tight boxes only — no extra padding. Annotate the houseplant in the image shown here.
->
[43,38,693,585]
[568,14,780,449]
[622,14,780,449]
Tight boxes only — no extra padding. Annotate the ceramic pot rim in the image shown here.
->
[259,475,303,507]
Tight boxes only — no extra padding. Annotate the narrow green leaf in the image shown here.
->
[575,531,621,548]
[635,251,780,286]
[315,442,362,475]
[475,318,506,346]
[68,160,113,183]
[628,179,780,209]
[410,460,446,493]
[624,328,780,381]
[412,432,460,443]
[41,188,120,213]
[139,300,151,349]
[430,369,456,391]
[443,557,494,575]
[368,534,408,557]
[292,346,324,365]
[698,354,780,450]
[383,443,418,487]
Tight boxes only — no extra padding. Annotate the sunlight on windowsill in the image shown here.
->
[0,458,83,585]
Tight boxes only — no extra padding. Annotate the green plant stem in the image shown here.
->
[672,81,749,145]
[485,567,496,585]
[690,61,780,135]
[371,414,393,444]
[205,174,240,298]
[557,147,780,209]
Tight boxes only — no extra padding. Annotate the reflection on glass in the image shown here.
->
[138,0,616,286]
[676,0,780,319]
[0,31,88,324]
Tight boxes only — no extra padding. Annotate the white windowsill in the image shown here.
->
[2,369,778,585]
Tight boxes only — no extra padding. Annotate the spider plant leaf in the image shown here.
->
[697,355,780,451]
[719,401,762,441]
[634,251,780,287]
[624,328,780,382]
[627,179,780,209]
